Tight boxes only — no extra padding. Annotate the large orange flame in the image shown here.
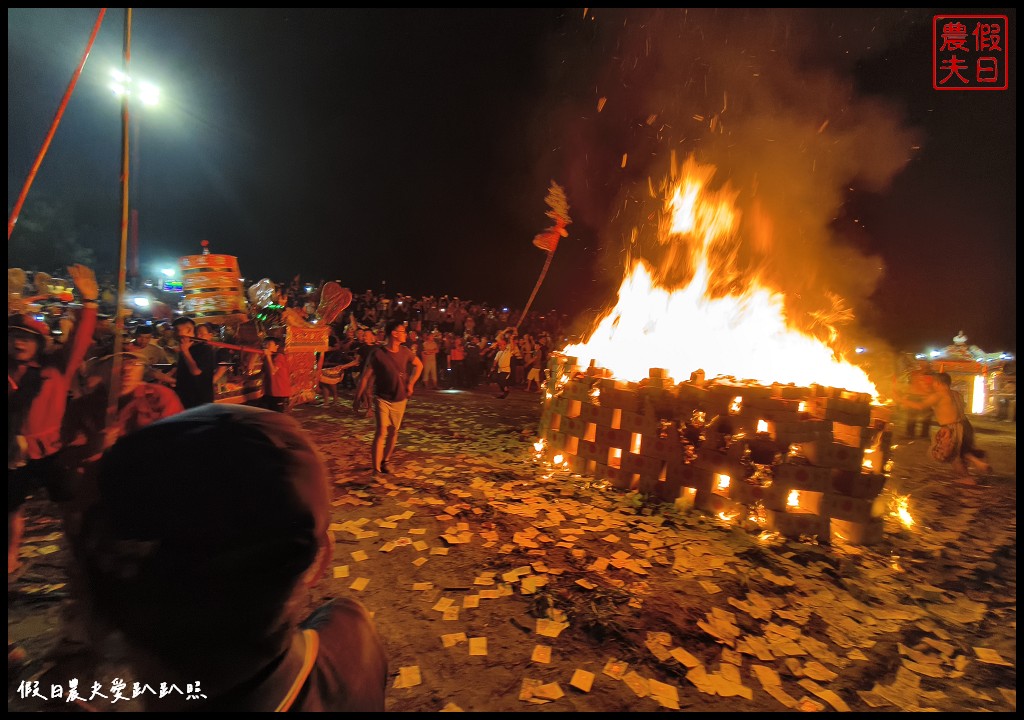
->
[563,158,877,398]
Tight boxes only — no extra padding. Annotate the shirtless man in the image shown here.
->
[900,372,992,484]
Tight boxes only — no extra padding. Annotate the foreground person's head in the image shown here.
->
[79,403,331,688]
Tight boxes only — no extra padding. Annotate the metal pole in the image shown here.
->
[107,8,133,429]
[8,8,107,240]
[128,110,141,286]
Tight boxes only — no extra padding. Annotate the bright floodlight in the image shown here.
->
[133,297,150,308]
[108,68,160,106]
[161,268,176,278]
[137,81,160,107]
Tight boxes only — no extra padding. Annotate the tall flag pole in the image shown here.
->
[514,181,571,336]
[106,8,133,429]
[8,8,107,241]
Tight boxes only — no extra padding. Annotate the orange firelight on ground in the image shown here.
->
[562,157,878,398]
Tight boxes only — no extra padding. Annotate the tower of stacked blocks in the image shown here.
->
[537,354,894,545]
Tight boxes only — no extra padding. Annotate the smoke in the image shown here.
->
[555,8,920,352]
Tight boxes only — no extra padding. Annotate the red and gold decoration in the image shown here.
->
[179,252,247,324]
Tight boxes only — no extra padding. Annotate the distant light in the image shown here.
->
[915,353,926,360]
[929,350,942,358]
[133,297,150,308]
[855,347,866,354]
[161,268,176,278]
[972,375,986,414]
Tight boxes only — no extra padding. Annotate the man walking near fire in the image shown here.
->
[354,319,422,475]
[898,371,992,485]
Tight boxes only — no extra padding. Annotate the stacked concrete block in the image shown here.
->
[537,355,895,545]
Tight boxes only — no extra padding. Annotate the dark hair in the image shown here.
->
[385,319,406,335]
[172,316,196,329]
[80,405,328,673]
[934,372,952,387]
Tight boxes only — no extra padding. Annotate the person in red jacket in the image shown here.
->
[8,264,98,576]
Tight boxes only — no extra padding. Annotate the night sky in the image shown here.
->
[7,8,1016,355]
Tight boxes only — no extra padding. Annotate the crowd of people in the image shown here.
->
[8,264,575,709]
[9,265,395,710]
[319,322,554,399]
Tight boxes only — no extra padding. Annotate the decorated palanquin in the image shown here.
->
[214,323,329,408]
[177,251,346,408]
[283,325,330,405]
[179,253,248,323]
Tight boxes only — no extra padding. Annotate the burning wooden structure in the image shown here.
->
[537,356,894,545]
[535,155,901,544]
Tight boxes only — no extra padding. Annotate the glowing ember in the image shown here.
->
[862,448,875,471]
[534,440,545,452]
[714,473,731,492]
[552,454,564,465]
[562,158,877,397]
[786,489,800,508]
[891,494,915,528]
[756,419,769,433]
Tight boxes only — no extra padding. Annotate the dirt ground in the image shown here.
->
[8,386,1017,712]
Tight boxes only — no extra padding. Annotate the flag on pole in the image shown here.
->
[532,181,571,253]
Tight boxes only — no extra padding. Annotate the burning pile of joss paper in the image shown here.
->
[539,157,898,544]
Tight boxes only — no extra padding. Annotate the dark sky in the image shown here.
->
[7,8,1016,354]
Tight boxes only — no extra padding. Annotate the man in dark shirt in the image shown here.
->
[354,320,423,475]
[171,316,216,408]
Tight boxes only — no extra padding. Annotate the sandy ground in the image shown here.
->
[8,386,1017,712]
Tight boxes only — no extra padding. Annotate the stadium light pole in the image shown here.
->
[109,68,160,288]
